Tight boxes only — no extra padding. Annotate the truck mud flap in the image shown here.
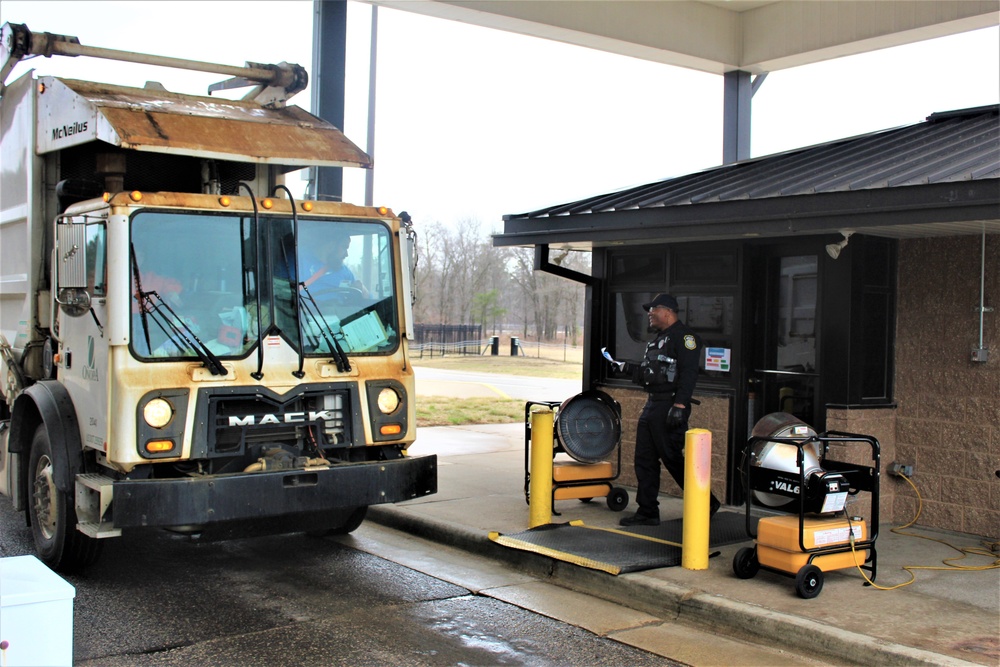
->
[111,455,436,529]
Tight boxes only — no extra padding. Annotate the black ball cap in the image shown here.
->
[642,293,678,312]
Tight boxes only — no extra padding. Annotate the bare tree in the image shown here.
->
[411,220,587,342]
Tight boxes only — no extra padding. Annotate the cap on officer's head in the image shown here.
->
[642,293,678,312]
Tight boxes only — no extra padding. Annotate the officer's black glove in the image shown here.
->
[665,406,685,430]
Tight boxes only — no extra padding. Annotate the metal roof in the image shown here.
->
[497,105,1000,248]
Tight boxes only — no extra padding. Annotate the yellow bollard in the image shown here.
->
[682,428,713,570]
[528,408,555,528]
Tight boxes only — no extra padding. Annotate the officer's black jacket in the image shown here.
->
[640,321,701,406]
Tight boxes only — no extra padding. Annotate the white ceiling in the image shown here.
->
[368,0,998,75]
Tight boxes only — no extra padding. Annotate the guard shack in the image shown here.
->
[494,106,999,537]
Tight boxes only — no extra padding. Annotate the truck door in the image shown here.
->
[54,218,109,450]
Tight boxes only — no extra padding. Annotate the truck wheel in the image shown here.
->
[29,425,102,571]
[306,506,368,537]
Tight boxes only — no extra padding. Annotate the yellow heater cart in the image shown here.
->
[733,417,880,599]
[524,391,629,515]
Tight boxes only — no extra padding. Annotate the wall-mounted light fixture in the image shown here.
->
[826,230,854,260]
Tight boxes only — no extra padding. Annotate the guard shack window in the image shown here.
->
[603,244,740,388]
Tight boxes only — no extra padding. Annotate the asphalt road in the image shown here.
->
[0,500,673,667]
[413,367,582,403]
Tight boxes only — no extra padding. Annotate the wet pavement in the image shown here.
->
[380,421,1000,667]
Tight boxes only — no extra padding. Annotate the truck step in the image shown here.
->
[77,521,122,539]
[75,474,121,538]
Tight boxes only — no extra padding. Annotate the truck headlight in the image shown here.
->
[143,398,174,428]
[366,380,408,442]
[377,387,401,415]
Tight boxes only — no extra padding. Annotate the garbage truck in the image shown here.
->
[0,23,436,571]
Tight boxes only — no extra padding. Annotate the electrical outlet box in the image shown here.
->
[971,348,989,362]
[888,462,914,477]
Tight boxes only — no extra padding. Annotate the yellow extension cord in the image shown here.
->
[847,472,1000,591]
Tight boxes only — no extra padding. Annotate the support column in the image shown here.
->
[722,70,752,165]
[311,0,348,200]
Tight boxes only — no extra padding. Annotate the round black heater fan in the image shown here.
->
[555,390,621,463]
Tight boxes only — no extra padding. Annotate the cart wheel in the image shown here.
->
[795,564,824,599]
[606,487,629,512]
[733,546,759,579]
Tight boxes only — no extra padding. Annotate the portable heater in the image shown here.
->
[733,413,880,598]
[524,390,629,513]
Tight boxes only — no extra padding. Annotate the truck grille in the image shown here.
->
[206,389,352,457]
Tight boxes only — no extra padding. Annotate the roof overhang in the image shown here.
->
[495,182,1000,250]
[36,76,371,169]
[368,0,999,75]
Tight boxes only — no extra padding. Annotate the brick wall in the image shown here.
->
[824,407,896,527]
[893,234,1000,537]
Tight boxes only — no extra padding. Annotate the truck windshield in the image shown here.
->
[130,211,398,361]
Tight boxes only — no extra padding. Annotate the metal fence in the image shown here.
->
[409,333,582,363]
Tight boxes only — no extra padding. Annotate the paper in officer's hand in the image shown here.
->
[601,346,626,371]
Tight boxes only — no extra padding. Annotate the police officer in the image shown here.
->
[619,293,721,526]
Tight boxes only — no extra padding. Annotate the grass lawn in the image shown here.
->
[413,354,580,426]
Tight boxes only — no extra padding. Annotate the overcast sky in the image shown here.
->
[2,1,997,231]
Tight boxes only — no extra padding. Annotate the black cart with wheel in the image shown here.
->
[524,390,629,515]
[733,416,880,599]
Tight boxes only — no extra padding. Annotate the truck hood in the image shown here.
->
[36,77,371,169]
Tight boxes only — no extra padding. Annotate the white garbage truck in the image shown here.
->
[0,23,435,571]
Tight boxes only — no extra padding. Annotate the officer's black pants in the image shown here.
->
[633,396,688,517]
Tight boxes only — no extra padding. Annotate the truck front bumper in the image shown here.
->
[111,455,437,529]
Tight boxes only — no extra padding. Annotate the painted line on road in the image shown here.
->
[481,383,511,399]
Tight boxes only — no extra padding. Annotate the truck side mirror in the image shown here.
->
[55,223,91,316]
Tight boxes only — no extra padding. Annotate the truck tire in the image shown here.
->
[29,424,102,571]
[306,506,368,537]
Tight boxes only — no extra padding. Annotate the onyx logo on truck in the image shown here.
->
[82,335,100,381]
[52,120,89,141]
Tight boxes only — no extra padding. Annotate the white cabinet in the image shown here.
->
[0,556,75,667]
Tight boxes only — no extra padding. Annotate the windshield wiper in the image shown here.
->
[297,284,351,373]
[130,242,226,376]
[134,292,228,376]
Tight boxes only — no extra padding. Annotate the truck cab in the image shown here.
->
[0,24,435,571]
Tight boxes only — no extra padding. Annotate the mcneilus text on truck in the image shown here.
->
[0,23,436,571]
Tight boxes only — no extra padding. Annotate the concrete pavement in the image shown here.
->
[373,416,999,666]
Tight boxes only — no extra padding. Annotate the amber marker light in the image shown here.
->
[301,201,314,212]
[129,190,143,202]
[261,198,274,209]
[219,196,231,207]
[379,424,402,436]
[377,206,389,215]
[103,192,111,202]
[145,440,174,454]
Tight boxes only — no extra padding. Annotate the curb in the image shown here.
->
[367,505,981,667]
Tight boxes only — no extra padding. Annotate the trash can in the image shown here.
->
[0,555,76,666]
[510,337,520,356]
[488,336,499,355]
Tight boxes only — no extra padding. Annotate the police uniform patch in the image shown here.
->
[684,335,697,350]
